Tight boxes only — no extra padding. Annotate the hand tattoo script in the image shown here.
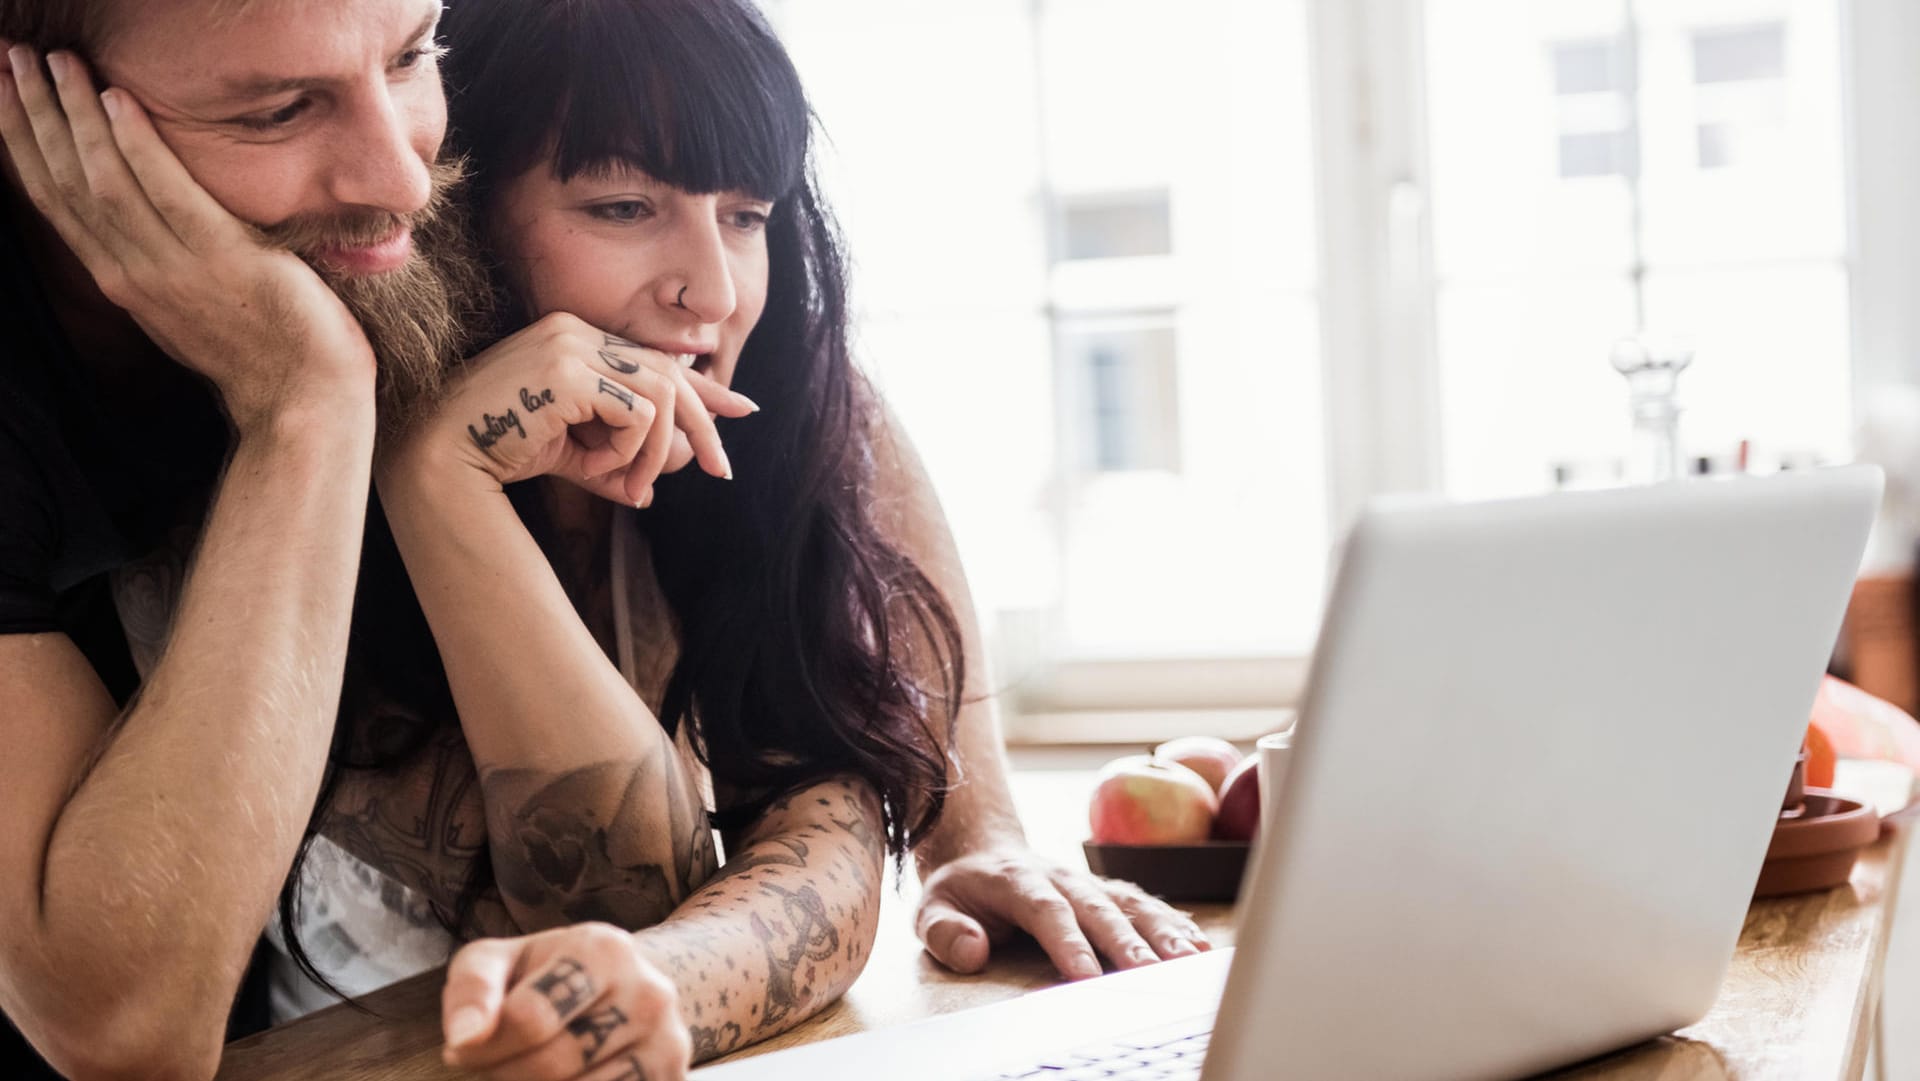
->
[468,407,526,450]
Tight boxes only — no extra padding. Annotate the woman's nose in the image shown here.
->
[656,219,737,323]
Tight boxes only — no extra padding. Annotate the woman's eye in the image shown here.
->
[589,201,652,223]
[235,98,313,132]
[729,209,771,231]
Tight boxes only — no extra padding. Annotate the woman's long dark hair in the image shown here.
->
[439,0,963,852]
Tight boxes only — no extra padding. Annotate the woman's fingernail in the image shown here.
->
[45,52,68,83]
[718,452,735,480]
[678,353,696,369]
[1130,946,1158,964]
[10,46,33,76]
[1072,952,1101,980]
[1165,938,1198,957]
[99,89,119,121]
[640,486,654,508]
[737,393,761,413]
[446,1006,487,1047]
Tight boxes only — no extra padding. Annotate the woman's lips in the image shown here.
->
[311,226,414,276]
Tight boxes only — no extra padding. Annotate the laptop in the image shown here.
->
[693,466,1882,1081]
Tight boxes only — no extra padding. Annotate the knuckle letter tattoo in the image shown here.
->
[597,377,637,411]
[531,957,596,1017]
[566,1004,629,1064]
[599,349,642,374]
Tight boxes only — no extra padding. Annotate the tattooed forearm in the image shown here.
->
[629,778,887,1063]
[701,837,807,889]
[750,881,839,1029]
[481,754,719,933]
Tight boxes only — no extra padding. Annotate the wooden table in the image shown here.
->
[215,771,1912,1081]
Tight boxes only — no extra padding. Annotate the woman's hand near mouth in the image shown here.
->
[380,311,757,506]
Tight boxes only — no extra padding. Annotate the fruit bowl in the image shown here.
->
[1753,789,1879,898]
[1082,840,1251,902]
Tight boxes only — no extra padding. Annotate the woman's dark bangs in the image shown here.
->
[547,1,810,203]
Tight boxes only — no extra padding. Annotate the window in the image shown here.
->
[1425,0,1849,500]
[1057,314,1181,474]
[763,0,1876,727]
[1551,38,1632,179]
[1059,190,1174,261]
[1691,23,1788,170]
[774,0,1325,679]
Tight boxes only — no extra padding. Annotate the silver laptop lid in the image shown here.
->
[1206,467,1881,1081]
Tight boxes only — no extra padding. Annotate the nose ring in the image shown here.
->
[674,285,689,310]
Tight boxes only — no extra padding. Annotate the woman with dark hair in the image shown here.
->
[362,1,1216,1077]
[296,0,966,1072]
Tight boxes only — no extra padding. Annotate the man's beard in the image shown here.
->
[254,158,495,442]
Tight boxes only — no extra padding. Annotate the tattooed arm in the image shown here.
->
[632,776,886,1061]
[372,472,717,935]
[438,777,887,1080]
[865,396,1213,978]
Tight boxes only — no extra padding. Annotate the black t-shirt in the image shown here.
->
[0,204,269,1076]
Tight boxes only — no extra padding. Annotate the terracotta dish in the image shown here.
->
[1754,789,1879,898]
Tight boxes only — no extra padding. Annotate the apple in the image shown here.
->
[1211,754,1261,841]
[1089,755,1218,845]
[1152,736,1243,794]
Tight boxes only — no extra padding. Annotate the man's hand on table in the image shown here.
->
[441,923,691,1081]
[915,845,1213,981]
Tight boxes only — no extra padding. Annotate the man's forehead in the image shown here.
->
[99,0,438,103]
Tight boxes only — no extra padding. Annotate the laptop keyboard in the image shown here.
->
[980,1019,1213,1081]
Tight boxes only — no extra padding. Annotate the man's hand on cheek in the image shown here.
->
[0,46,376,432]
[914,845,1212,981]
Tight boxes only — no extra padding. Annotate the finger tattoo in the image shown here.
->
[597,377,636,411]
[567,1004,628,1064]
[599,349,642,374]
[609,1053,646,1081]
[605,332,641,349]
[531,957,595,1017]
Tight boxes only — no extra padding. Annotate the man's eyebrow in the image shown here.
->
[208,6,442,105]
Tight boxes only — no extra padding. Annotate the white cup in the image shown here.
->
[1255,711,1298,835]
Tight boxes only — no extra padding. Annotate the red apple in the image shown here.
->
[1211,754,1261,841]
[1152,736,1243,794]
[1089,755,1218,845]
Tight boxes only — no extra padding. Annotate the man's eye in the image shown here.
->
[396,42,447,71]
[235,98,313,132]
[588,201,651,223]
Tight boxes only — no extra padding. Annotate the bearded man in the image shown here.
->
[0,2,484,1076]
